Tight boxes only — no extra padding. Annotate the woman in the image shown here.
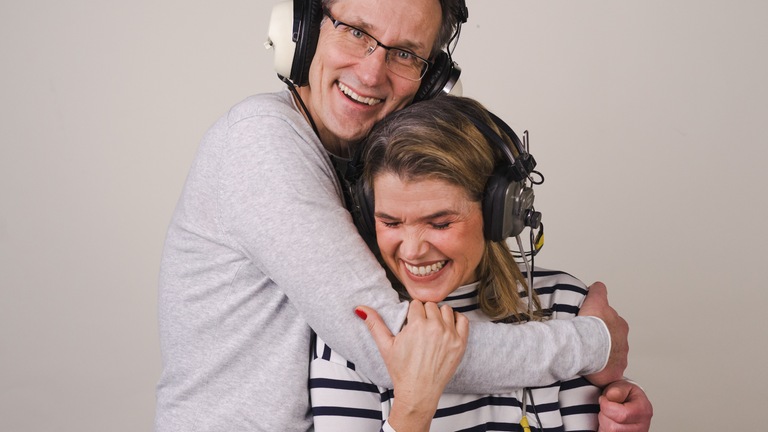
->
[310,96,600,431]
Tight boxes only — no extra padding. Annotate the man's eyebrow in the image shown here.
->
[345,15,427,53]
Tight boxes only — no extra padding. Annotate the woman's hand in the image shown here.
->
[356,300,469,431]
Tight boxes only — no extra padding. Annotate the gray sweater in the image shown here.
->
[155,90,609,432]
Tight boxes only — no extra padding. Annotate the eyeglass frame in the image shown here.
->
[322,9,433,81]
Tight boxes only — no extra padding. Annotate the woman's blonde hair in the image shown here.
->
[361,95,542,321]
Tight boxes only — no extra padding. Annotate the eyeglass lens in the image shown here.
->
[328,19,428,80]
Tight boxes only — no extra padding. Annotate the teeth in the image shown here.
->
[338,83,382,106]
[405,261,446,277]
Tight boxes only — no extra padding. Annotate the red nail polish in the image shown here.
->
[355,309,367,320]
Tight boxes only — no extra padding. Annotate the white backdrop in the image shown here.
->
[1,1,766,430]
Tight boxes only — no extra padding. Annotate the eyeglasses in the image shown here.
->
[323,10,432,81]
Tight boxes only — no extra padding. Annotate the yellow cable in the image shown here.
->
[521,416,531,432]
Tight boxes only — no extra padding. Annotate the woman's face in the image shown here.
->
[373,173,486,303]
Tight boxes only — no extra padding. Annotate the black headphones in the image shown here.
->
[266,0,467,102]
[348,107,542,244]
[472,112,542,242]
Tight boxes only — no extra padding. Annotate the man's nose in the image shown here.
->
[357,46,389,86]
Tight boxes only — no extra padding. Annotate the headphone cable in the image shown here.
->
[280,75,321,139]
[515,235,535,316]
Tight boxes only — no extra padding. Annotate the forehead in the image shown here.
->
[330,0,442,54]
[373,173,476,214]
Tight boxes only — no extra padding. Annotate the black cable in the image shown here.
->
[280,74,320,139]
[526,388,544,431]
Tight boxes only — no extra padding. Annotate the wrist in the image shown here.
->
[387,397,436,432]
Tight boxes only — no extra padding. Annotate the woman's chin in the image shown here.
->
[403,285,451,304]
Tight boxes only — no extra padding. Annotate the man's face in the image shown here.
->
[298,0,442,152]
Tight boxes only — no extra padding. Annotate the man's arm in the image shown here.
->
[579,282,630,387]
[223,111,619,392]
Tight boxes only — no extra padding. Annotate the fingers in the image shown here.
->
[598,381,653,431]
[354,305,395,353]
[581,282,630,387]
[590,280,607,296]
[453,310,469,344]
[601,382,653,422]
[579,281,607,316]
[602,379,632,403]
[407,299,428,322]
[406,300,460,329]
[439,303,456,325]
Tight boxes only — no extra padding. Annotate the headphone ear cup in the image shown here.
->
[413,51,461,102]
[483,171,533,242]
[267,0,323,85]
[267,1,297,79]
[483,170,510,242]
[290,0,323,85]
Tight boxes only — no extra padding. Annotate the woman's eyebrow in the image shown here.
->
[374,209,458,222]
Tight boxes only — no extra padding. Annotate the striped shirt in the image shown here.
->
[309,267,600,431]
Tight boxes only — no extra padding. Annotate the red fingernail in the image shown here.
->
[355,309,367,320]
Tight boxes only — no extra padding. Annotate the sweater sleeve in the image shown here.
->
[217,110,609,393]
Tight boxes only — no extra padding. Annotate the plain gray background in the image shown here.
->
[1,0,766,430]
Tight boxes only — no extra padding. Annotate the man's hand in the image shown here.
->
[598,380,653,432]
[579,282,629,387]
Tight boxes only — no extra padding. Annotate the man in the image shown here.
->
[155,0,651,430]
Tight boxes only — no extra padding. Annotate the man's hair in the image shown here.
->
[321,0,463,58]
[434,0,464,56]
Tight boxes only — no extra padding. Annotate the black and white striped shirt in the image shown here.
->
[310,267,600,431]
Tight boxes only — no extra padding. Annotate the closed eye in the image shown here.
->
[379,220,401,228]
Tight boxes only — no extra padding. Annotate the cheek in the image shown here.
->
[468,241,486,270]
[459,224,486,270]
[375,229,397,258]
[387,81,420,111]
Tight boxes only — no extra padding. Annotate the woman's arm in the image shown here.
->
[354,301,469,432]
[309,301,468,432]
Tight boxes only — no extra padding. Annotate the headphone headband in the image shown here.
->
[465,112,537,182]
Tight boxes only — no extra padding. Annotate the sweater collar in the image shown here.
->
[438,282,480,314]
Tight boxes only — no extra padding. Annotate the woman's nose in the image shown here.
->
[399,228,429,260]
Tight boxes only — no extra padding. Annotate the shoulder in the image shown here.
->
[210,90,317,149]
[227,90,297,123]
[202,90,329,172]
